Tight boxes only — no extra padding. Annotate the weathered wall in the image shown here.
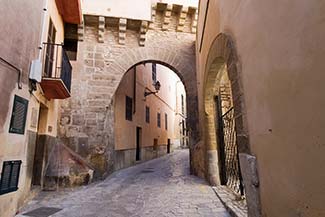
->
[0,1,43,216]
[196,0,325,216]
[59,10,199,178]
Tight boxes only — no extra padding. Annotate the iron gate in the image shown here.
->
[218,106,245,195]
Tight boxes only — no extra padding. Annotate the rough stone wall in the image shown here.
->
[59,10,199,178]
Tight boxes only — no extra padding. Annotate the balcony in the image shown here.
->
[40,43,72,100]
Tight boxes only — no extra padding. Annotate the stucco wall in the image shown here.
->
[196,0,325,216]
[0,1,43,216]
[0,0,71,215]
[114,63,185,152]
[83,0,152,21]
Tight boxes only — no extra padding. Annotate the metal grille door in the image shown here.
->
[220,107,244,195]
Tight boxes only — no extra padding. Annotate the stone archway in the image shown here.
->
[59,32,200,179]
[102,45,200,170]
[204,33,261,217]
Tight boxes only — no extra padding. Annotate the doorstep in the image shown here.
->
[212,186,248,217]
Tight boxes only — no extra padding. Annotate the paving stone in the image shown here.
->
[17,150,230,217]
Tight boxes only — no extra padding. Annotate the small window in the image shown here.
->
[182,120,185,135]
[64,39,78,61]
[0,160,22,195]
[157,113,161,128]
[181,94,185,115]
[9,95,29,135]
[165,113,168,130]
[145,106,150,123]
[125,96,133,121]
[64,23,78,61]
[152,63,157,83]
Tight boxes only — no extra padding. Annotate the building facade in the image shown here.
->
[194,0,325,216]
[0,0,82,216]
[58,0,198,179]
[114,63,186,169]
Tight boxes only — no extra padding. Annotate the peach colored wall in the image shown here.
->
[197,0,325,216]
[0,0,67,216]
[114,63,186,151]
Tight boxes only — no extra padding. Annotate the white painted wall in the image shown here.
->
[83,0,152,21]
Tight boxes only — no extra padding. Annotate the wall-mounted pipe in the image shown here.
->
[38,0,50,60]
[133,66,137,114]
[0,57,22,89]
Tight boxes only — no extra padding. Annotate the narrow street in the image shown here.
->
[18,150,230,217]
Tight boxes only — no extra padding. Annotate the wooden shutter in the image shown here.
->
[9,95,29,134]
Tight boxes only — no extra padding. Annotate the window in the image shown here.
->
[64,23,78,61]
[181,94,185,114]
[165,113,168,130]
[0,160,22,195]
[152,63,157,83]
[145,106,150,123]
[157,113,161,128]
[182,120,185,136]
[125,96,133,121]
[44,19,56,77]
[9,95,29,134]
[64,39,78,61]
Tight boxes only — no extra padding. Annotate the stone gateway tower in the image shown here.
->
[59,1,200,179]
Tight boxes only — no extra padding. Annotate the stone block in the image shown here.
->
[72,115,85,125]
[238,153,261,217]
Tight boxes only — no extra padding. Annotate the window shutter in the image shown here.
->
[0,160,22,195]
[9,95,29,134]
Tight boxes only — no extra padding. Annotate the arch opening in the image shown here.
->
[203,33,261,216]
[112,61,189,170]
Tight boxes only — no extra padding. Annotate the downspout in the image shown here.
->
[38,0,50,60]
[133,66,136,114]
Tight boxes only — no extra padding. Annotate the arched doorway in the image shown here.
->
[204,33,261,216]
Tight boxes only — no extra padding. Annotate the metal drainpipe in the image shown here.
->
[133,66,136,114]
[38,0,49,60]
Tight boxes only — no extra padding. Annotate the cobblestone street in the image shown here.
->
[18,150,230,217]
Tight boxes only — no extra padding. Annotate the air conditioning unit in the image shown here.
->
[29,59,42,82]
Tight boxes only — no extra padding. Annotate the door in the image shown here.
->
[32,104,48,186]
[167,139,171,154]
[215,96,245,195]
[136,127,142,161]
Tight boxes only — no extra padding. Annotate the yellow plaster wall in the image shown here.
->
[114,63,186,151]
[196,0,325,216]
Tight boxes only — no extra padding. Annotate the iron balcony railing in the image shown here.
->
[42,42,72,92]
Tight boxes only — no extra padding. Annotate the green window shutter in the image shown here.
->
[0,160,22,195]
[9,95,29,134]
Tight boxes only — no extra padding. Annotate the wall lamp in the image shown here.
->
[144,81,161,98]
